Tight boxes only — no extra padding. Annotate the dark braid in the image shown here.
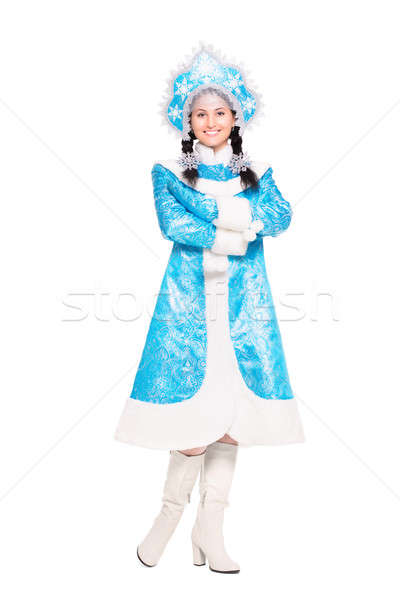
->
[181,109,259,190]
[181,129,198,187]
[229,123,259,190]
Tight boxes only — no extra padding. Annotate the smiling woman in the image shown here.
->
[180,87,259,190]
[114,44,305,575]
[190,90,236,152]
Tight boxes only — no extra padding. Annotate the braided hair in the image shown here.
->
[181,110,259,191]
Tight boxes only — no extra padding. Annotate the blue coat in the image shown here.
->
[130,160,294,404]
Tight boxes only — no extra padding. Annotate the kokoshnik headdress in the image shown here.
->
[159,42,265,146]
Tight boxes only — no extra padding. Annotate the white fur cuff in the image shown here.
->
[243,219,264,241]
[211,227,248,256]
[211,195,252,232]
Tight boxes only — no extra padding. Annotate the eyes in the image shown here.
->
[196,111,226,117]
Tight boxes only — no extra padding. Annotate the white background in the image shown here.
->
[1,0,399,597]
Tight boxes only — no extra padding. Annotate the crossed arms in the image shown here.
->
[152,163,292,255]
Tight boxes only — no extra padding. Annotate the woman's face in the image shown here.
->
[190,93,236,152]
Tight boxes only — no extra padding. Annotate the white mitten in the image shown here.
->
[211,227,248,256]
[211,195,252,232]
[242,219,263,241]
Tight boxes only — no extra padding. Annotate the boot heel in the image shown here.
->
[192,541,206,566]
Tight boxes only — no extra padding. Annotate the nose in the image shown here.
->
[206,115,216,129]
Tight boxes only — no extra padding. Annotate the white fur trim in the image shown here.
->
[252,219,264,232]
[194,141,233,166]
[196,176,243,196]
[243,228,256,241]
[212,195,252,231]
[155,160,270,195]
[203,249,229,273]
[114,157,305,449]
[114,265,305,450]
[243,218,264,241]
[157,42,267,140]
[211,227,248,256]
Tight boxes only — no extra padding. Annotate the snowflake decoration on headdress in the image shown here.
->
[158,42,265,140]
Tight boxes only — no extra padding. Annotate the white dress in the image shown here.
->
[114,143,305,450]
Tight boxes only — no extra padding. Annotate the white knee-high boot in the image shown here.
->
[137,450,205,567]
[191,441,240,574]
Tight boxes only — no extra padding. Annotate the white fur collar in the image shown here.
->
[193,140,233,166]
[154,158,271,196]
[154,138,270,195]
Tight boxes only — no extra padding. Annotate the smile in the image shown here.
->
[204,130,220,136]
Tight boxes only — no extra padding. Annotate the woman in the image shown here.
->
[115,45,305,574]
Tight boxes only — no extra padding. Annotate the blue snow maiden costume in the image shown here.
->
[130,155,294,404]
[114,45,305,450]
